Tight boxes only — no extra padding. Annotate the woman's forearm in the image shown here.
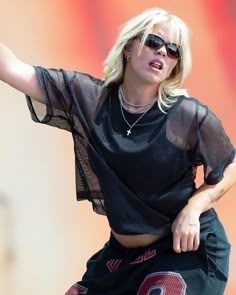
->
[0,42,18,82]
[171,156,236,253]
[187,156,236,214]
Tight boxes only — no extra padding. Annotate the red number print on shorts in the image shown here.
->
[137,272,186,295]
[64,283,88,295]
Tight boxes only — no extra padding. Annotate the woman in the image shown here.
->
[0,7,235,295]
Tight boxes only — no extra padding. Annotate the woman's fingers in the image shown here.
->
[173,230,181,253]
[193,231,200,250]
[172,223,200,253]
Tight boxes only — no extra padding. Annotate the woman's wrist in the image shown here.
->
[187,190,212,215]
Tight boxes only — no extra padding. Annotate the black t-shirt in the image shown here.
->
[26,66,235,235]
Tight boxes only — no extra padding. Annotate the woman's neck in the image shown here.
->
[121,80,159,106]
[119,82,158,113]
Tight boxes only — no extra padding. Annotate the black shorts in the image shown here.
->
[65,209,230,295]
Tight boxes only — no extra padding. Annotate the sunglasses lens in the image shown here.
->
[142,34,181,59]
[167,44,180,59]
[145,35,163,50]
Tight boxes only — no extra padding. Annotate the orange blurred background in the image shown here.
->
[0,0,235,294]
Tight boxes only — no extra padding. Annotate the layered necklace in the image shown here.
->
[118,86,157,136]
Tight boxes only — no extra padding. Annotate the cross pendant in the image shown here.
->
[127,129,131,136]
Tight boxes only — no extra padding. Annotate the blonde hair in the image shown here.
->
[103,7,192,113]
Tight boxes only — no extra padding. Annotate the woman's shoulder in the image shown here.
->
[175,95,208,110]
[172,95,209,122]
[73,70,104,87]
[35,66,105,90]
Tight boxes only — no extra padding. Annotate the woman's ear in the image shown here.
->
[123,45,130,56]
[123,43,132,61]
[125,44,131,52]
[124,40,132,54]
[123,39,134,63]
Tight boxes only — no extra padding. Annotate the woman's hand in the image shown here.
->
[171,157,236,253]
[171,206,201,253]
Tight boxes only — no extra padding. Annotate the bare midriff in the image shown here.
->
[111,229,161,248]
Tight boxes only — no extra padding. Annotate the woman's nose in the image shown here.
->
[154,45,167,57]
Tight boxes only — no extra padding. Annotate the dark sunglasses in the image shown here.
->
[138,34,181,59]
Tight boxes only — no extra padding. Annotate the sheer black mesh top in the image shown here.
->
[26,66,235,235]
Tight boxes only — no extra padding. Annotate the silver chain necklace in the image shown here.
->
[119,86,157,108]
[119,94,154,136]
[119,91,152,114]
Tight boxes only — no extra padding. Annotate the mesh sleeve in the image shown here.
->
[194,104,235,184]
[26,66,104,134]
[25,66,107,214]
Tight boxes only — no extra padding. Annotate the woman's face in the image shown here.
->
[124,22,179,88]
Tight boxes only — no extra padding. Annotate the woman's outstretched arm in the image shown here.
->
[0,42,45,103]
